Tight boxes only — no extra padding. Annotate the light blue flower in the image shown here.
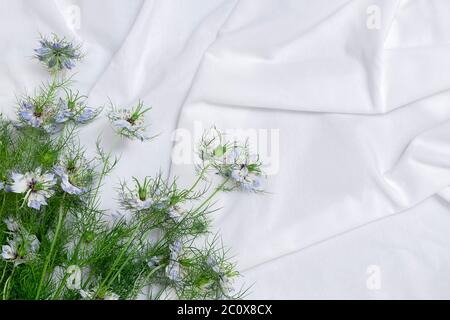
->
[166,240,184,283]
[147,256,163,268]
[54,98,73,123]
[56,97,98,124]
[207,256,221,273]
[168,205,184,223]
[1,232,40,265]
[76,107,97,123]
[34,35,82,72]
[231,166,262,192]
[10,168,56,210]
[19,102,42,128]
[53,163,86,196]
[108,101,151,141]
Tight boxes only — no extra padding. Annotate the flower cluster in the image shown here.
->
[198,128,264,192]
[0,34,262,301]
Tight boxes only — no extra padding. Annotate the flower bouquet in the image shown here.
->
[0,35,264,300]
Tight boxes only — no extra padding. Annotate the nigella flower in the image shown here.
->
[1,233,40,265]
[166,240,184,284]
[3,217,20,232]
[53,153,90,196]
[206,256,235,296]
[79,287,119,300]
[167,205,185,223]
[207,256,221,274]
[18,99,57,133]
[19,101,43,128]
[76,107,98,123]
[10,168,56,210]
[119,178,154,212]
[55,94,99,124]
[54,98,73,123]
[230,165,262,192]
[104,292,120,300]
[54,165,84,195]
[34,34,82,72]
[108,100,152,141]
[147,255,163,268]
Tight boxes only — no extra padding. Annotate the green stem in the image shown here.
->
[0,192,6,220]
[2,265,15,300]
[193,177,230,213]
[186,164,210,196]
[0,264,7,286]
[35,194,66,299]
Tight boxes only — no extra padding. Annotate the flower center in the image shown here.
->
[28,179,43,192]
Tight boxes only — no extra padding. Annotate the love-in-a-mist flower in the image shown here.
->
[53,152,92,196]
[34,35,82,72]
[10,168,56,210]
[108,100,151,141]
[1,233,40,265]
[166,240,184,284]
[3,217,20,232]
[54,166,84,195]
[18,98,58,133]
[206,256,235,296]
[230,164,262,192]
[167,205,185,223]
[79,287,119,300]
[55,91,99,124]
[119,178,154,212]
[198,129,264,192]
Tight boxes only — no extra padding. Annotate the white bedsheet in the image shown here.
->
[1,0,450,299]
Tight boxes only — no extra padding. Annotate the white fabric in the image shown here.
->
[1,0,450,299]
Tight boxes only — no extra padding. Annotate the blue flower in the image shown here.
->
[166,240,184,283]
[19,102,42,128]
[54,98,73,123]
[76,107,97,123]
[55,97,99,124]
[230,165,263,192]
[34,35,82,72]
[53,159,87,196]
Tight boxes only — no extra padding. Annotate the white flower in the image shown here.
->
[167,205,185,223]
[166,240,184,284]
[79,289,95,300]
[120,191,153,211]
[147,255,163,268]
[66,265,82,290]
[230,166,262,192]
[1,233,40,265]
[79,287,119,300]
[54,165,84,195]
[108,101,151,141]
[1,240,17,260]
[10,168,56,210]
[104,292,120,300]
[3,217,20,232]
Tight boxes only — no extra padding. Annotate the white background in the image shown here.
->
[1,0,450,299]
